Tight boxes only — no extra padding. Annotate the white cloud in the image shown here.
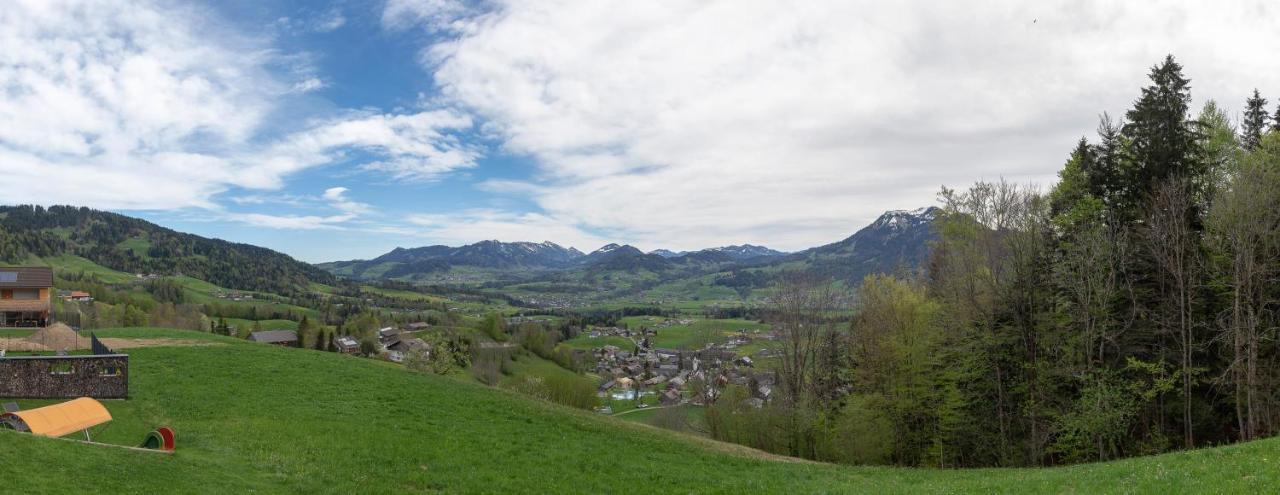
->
[234,212,352,230]
[265,109,479,184]
[0,0,478,212]
[229,186,372,230]
[383,0,476,31]
[272,8,347,34]
[291,77,326,93]
[397,0,1280,251]
[407,209,608,251]
[312,10,347,33]
[322,186,373,216]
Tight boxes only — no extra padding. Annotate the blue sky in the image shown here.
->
[3,1,1279,262]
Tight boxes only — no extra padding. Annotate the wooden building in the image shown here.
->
[247,330,299,347]
[0,267,52,328]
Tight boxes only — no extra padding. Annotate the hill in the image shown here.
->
[319,240,584,280]
[1,328,1276,493]
[0,205,334,295]
[579,243,673,272]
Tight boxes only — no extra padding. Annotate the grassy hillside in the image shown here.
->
[2,328,1277,493]
[0,205,335,295]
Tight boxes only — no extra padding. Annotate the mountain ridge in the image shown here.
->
[318,207,940,285]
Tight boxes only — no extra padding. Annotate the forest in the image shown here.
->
[0,205,335,294]
[706,56,1280,467]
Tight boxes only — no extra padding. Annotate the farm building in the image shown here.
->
[247,330,298,347]
[333,335,360,354]
[59,290,93,302]
[0,267,52,328]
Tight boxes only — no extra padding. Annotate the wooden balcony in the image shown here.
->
[0,299,51,312]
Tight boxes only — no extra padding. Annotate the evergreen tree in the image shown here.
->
[297,315,312,349]
[1242,89,1268,150]
[1090,114,1127,208]
[1273,103,1280,133]
[1121,55,1203,212]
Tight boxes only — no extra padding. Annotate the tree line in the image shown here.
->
[708,56,1280,467]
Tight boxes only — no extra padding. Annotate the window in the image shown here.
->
[0,290,10,300]
[0,272,16,283]
[50,362,74,375]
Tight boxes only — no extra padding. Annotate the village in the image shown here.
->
[586,322,776,414]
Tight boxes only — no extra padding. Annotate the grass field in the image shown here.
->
[619,317,770,353]
[38,254,138,284]
[2,327,1279,493]
[0,328,37,339]
[615,404,709,435]
[560,334,634,351]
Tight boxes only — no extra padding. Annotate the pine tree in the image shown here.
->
[1121,55,1203,210]
[297,315,312,349]
[1273,103,1280,133]
[1242,89,1268,151]
[1091,114,1127,208]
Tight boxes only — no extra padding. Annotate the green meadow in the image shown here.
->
[1,328,1278,493]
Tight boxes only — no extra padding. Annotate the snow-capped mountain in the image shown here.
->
[319,207,941,283]
[648,244,786,261]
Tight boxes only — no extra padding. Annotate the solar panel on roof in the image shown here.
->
[0,272,16,282]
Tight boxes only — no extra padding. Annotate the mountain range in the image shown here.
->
[318,207,941,286]
[0,203,941,297]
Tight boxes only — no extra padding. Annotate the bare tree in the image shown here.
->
[1144,178,1203,448]
[769,271,844,409]
[1208,157,1280,440]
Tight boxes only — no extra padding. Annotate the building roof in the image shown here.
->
[0,267,52,289]
[248,330,298,344]
[388,337,427,352]
[2,397,112,437]
[333,335,360,347]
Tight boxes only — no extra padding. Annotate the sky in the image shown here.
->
[2,0,1279,262]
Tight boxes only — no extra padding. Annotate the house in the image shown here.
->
[406,322,429,331]
[378,327,403,351]
[0,267,52,328]
[333,335,361,354]
[386,337,429,362]
[58,290,93,302]
[660,389,682,406]
[247,330,298,347]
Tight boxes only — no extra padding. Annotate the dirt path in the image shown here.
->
[611,404,681,417]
